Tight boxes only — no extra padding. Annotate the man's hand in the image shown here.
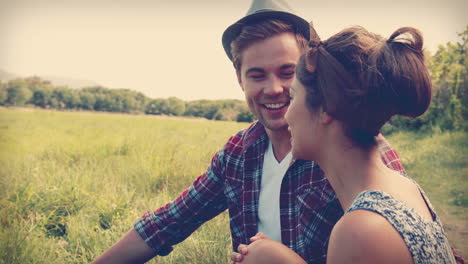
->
[228,232,269,264]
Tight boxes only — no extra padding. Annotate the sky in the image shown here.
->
[0,0,466,101]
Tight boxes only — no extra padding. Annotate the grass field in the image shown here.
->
[0,107,466,263]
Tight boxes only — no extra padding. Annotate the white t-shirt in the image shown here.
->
[258,141,293,242]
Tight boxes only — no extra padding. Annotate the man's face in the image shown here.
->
[238,32,302,132]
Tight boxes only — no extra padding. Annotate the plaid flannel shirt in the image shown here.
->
[134,121,429,263]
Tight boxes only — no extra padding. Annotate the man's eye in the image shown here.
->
[250,75,264,80]
[282,71,295,78]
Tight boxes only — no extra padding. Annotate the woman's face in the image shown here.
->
[285,78,322,160]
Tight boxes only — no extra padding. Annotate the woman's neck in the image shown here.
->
[317,138,390,211]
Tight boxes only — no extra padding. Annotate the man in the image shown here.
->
[92,1,463,263]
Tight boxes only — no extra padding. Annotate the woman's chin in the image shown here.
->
[292,148,315,161]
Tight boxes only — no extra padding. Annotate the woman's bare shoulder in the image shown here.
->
[327,210,413,264]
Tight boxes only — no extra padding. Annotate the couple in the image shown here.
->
[93,0,462,263]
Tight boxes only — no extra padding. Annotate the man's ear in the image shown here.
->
[236,70,244,91]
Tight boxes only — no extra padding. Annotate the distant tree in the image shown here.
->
[427,26,467,130]
[30,86,52,108]
[183,99,252,121]
[117,93,131,113]
[237,110,255,123]
[167,97,185,116]
[94,94,110,112]
[78,90,96,110]
[0,82,7,105]
[213,108,237,121]
[6,79,32,106]
[145,98,166,115]
[184,100,217,119]
[50,87,75,109]
[60,88,81,109]
[133,91,148,112]
[119,92,136,113]
[24,76,51,87]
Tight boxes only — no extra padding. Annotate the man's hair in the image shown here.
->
[230,19,309,73]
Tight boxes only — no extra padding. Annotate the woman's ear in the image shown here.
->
[320,110,334,125]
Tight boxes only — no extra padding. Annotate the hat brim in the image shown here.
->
[222,10,310,61]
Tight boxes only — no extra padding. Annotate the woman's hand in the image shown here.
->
[249,232,268,242]
[228,232,269,264]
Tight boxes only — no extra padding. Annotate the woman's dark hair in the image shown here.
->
[297,26,432,147]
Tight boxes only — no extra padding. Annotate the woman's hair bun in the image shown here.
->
[378,27,431,118]
[387,27,424,52]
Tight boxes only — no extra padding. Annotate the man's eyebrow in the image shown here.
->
[245,67,265,75]
[280,64,296,70]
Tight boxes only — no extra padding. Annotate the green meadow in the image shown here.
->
[0,108,466,263]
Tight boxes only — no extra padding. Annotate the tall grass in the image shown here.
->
[0,108,466,263]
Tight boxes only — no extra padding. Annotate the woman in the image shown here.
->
[231,26,456,264]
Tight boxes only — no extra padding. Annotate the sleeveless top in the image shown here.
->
[345,189,456,264]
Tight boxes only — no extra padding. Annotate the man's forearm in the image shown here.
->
[92,229,156,264]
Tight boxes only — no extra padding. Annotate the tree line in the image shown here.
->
[0,27,466,131]
[0,78,255,123]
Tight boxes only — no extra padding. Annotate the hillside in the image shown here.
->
[0,69,100,88]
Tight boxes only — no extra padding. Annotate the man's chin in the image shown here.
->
[260,118,289,132]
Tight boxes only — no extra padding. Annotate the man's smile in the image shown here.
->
[262,102,289,110]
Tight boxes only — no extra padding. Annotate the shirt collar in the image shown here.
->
[241,121,268,153]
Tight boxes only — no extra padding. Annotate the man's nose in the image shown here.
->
[264,76,285,96]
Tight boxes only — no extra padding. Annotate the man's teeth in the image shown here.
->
[264,103,286,109]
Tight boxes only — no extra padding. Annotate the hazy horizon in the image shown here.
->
[1,0,466,100]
